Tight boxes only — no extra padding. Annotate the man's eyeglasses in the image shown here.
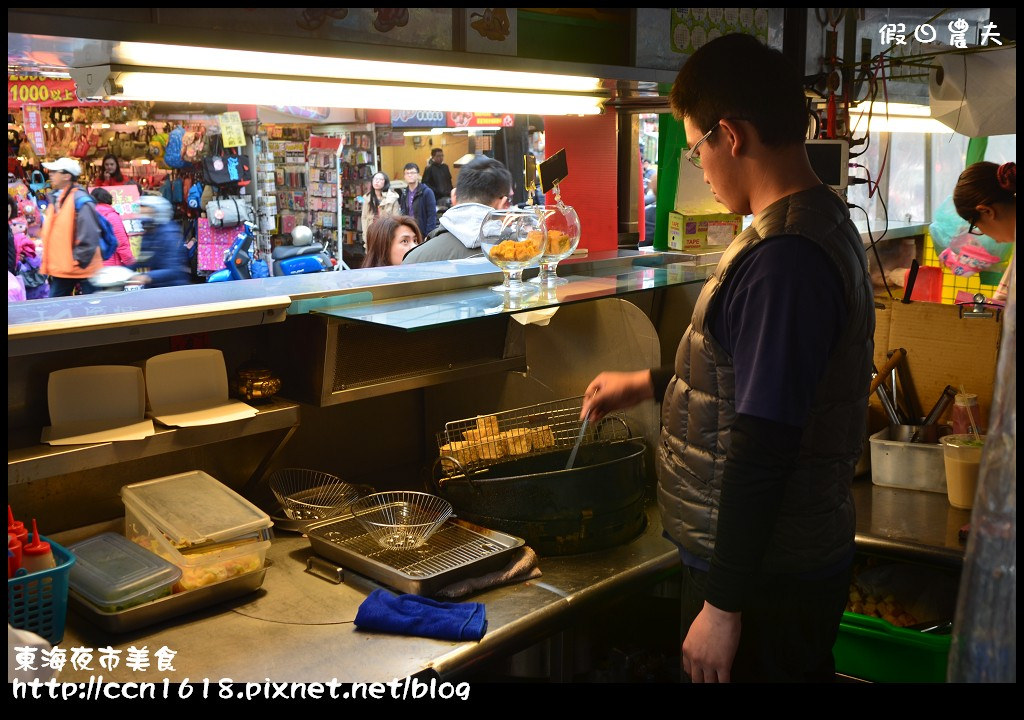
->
[967,219,984,236]
[684,124,720,169]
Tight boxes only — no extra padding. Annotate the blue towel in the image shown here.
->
[354,588,487,641]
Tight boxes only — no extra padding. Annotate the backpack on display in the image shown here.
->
[183,126,207,163]
[164,126,187,169]
[149,132,169,167]
[187,181,204,210]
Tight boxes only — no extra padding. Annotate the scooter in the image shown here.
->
[207,221,256,282]
[269,225,335,276]
[206,223,335,282]
[269,242,334,276]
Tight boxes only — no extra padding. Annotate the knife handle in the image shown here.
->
[869,349,905,395]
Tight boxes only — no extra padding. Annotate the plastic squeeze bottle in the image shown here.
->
[8,533,22,578]
[8,505,28,546]
[951,393,982,436]
[21,519,56,573]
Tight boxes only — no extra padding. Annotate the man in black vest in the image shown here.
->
[581,34,874,682]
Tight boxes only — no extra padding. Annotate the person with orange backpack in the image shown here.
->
[39,157,104,296]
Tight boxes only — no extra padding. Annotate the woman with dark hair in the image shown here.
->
[94,153,126,187]
[360,171,400,239]
[90,187,136,267]
[363,215,422,268]
[953,161,1016,301]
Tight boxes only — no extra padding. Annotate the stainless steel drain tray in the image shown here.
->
[305,515,524,596]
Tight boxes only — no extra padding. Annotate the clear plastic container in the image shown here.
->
[121,471,272,591]
[68,532,181,612]
[868,427,947,494]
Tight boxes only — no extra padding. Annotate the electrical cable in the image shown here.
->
[849,201,894,300]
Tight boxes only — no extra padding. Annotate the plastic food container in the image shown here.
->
[121,471,272,591]
[868,427,947,494]
[834,612,951,683]
[68,532,181,612]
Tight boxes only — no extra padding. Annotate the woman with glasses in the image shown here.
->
[953,161,1016,302]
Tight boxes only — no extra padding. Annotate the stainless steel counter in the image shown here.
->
[57,502,680,685]
[54,479,967,686]
[852,477,971,568]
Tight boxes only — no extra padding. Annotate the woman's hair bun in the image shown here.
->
[996,162,1016,194]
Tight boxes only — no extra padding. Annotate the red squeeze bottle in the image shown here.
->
[8,533,22,578]
[8,506,28,547]
[21,519,56,574]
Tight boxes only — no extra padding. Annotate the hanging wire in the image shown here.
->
[849,201,894,300]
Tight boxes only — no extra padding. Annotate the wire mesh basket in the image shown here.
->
[435,395,631,480]
[350,491,454,550]
[269,468,366,522]
[8,537,75,645]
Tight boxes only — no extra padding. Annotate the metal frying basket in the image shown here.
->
[434,395,630,481]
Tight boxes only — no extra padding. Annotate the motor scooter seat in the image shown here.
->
[272,243,325,260]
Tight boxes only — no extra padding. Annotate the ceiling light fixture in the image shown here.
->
[844,101,954,134]
[113,41,602,93]
[107,69,605,115]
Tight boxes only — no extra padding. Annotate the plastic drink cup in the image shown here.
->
[939,434,985,509]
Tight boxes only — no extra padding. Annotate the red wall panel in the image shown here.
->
[542,113,618,251]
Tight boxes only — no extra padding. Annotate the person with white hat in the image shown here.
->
[39,157,104,296]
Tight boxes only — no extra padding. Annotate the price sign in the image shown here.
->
[218,111,247,148]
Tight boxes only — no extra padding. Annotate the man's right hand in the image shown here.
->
[580,370,654,421]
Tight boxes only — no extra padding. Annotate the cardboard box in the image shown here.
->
[870,299,1001,431]
[667,211,742,251]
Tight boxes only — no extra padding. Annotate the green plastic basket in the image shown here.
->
[8,537,76,645]
[834,611,951,683]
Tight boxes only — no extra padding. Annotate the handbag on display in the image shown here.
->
[18,264,47,290]
[196,216,241,271]
[202,133,252,188]
[205,196,252,228]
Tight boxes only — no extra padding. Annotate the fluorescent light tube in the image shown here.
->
[114,71,605,115]
[115,41,602,93]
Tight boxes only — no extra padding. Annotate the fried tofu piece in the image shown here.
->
[473,436,507,460]
[440,440,478,472]
[462,427,489,443]
[529,425,556,449]
[475,414,500,437]
[501,428,533,455]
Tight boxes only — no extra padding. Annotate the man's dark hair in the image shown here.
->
[90,187,113,205]
[455,156,512,205]
[404,162,420,173]
[431,147,443,158]
[670,33,808,147]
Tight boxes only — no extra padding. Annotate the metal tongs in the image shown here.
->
[565,414,590,470]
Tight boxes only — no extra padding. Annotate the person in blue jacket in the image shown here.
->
[129,195,190,288]
[399,163,438,236]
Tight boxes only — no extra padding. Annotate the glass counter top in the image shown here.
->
[7,251,714,350]
[317,262,712,331]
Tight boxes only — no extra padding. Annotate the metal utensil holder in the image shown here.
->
[434,395,631,481]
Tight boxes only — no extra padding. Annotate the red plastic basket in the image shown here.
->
[8,537,76,645]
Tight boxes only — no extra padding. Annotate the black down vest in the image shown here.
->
[657,184,874,574]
